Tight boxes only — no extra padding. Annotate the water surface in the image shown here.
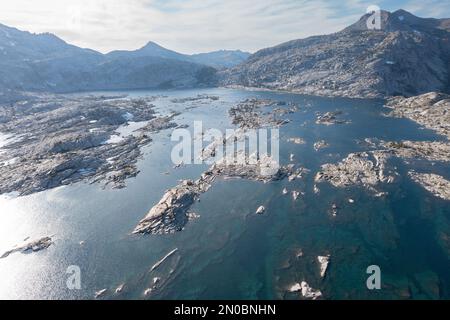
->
[0,88,449,300]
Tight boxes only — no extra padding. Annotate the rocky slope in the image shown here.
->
[220,10,450,98]
[189,50,251,69]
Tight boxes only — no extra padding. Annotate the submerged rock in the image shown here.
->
[314,140,329,151]
[288,167,309,182]
[330,204,338,217]
[313,184,320,194]
[186,212,200,221]
[287,137,306,145]
[150,249,179,272]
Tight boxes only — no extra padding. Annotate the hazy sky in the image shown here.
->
[1,0,450,54]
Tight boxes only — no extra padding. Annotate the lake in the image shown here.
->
[0,88,449,300]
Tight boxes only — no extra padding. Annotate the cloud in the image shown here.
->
[0,0,449,54]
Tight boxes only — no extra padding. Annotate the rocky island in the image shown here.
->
[315,151,397,193]
[0,237,53,259]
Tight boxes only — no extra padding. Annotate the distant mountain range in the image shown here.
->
[0,23,249,93]
[221,9,450,98]
[1,9,450,98]
[107,41,250,69]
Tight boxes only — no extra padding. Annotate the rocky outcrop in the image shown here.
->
[134,158,297,235]
[315,151,397,192]
[316,111,349,125]
[409,172,450,200]
[314,140,329,151]
[94,289,107,299]
[287,137,306,144]
[228,99,293,129]
[220,10,450,98]
[317,255,330,278]
[256,206,266,215]
[300,281,322,300]
[383,140,450,162]
[1,236,53,259]
[133,177,214,235]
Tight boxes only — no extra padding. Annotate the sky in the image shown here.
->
[0,0,450,54]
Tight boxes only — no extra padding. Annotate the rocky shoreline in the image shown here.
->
[385,92,450,199]
[0,93,178,196]
[387,92,450,140]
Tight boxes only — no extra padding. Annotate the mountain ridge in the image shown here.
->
[0,23,226,92]
[220,9,450,98]
[1,9,450,97]
[0,22,249,93]
[106,41,250,69]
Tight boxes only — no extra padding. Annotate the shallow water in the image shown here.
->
[0,88,449,300]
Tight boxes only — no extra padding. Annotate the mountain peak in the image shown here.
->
[343,9,448,34]
[141,41,165,50]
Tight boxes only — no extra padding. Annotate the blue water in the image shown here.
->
[0,88,448,300]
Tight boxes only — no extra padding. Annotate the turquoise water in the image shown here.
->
[0,88,448,300]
